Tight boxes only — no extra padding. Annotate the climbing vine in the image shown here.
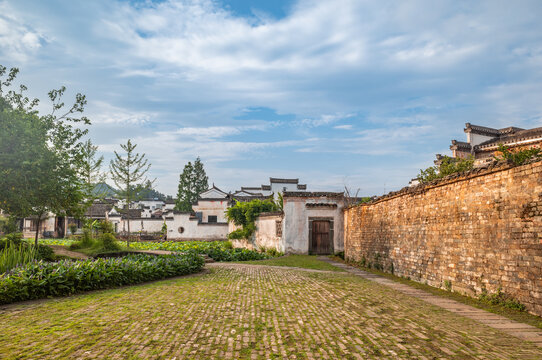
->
[226,199,278,240]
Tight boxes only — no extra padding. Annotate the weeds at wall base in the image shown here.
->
[341,257,541,329]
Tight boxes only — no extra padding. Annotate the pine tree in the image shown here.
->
[109,139,152,245]
[175,157,208,212]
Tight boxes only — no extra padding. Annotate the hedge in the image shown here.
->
[0,253,204,305]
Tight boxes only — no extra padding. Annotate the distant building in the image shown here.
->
[232,177,307,201]
[441,123,542,166]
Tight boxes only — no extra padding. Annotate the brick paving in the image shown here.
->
[1,263,541,359]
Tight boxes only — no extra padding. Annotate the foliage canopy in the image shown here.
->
[175,157,208,212]
[0,65,90,244]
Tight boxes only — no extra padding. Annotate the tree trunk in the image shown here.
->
[34,215,41,247]
[127,216,130,247]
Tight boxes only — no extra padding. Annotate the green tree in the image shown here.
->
[109,139,152,244]
[175,157,208,212]
[0,65,90,245]
[80,139,106,202]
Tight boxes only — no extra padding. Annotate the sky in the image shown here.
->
[1,0,542,197]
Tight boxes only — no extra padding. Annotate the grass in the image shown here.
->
[335,257,542,330]
[236,254,345,272]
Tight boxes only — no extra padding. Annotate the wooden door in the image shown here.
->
[310,220,332,255]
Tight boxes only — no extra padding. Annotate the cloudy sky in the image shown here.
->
[1,0,541,196]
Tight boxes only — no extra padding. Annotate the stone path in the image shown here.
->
[1,263,542,359]
[48,245,89,259]
[320,257,542,347]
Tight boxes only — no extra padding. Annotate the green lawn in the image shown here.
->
[236,254,345,272]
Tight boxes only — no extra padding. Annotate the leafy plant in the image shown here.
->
[0,253,205,304]
[98,233,121,251]
[496,144,541,165]
[478,287,526,311]
[226,199,278,240]
[418,156,474,183]
[0,241,36,273]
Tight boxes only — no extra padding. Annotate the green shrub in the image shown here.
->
[96,220,114,234]
[99,233,121,251]
[0,253,204,304]
[35,244,55,261]
[418,156,474,183]
[206,247,270,261]
[334,251,345,260]
[478,287,526,311]
[496,144,542,165]
[70,229,95,250]
[264,247,284,257]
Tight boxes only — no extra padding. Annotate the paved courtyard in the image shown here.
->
[1,263,541,359]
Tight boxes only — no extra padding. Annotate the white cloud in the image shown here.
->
[334,124,353,130]
[0,3,43,62]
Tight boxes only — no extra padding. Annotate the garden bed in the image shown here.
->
[0,253,204,305]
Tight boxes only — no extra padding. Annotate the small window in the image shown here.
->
[208,215,217,223]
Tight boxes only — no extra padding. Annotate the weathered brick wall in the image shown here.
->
[344,160,542,316]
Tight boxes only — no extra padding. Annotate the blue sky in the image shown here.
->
[1,0,542,196]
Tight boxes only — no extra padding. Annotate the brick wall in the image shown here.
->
[344,160,542,316]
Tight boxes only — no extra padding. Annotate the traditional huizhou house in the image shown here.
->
[233,177,307,201]
[442,123,542,166]
[233,191,345,255]
[281,192,345,255]
[192,185,231,224]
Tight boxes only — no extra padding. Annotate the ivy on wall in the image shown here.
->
[226,199,278,240]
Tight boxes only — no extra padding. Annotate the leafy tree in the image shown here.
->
[109,139,152,244]
[175,157,208,212]
[0,65,89,245]
[417,156,474,184]
[80,139,106,202]
[226,199,278,240]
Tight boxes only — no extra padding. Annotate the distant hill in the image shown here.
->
[92,183,118,197]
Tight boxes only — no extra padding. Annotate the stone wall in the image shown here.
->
[344,160,542,316]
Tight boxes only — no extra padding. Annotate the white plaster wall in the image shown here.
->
[282,197,344,254]
[166,213,228,240]
[193,200,229,222]
[120,218,164,233]
[467,133,495,146]
[270,182,300,199]
[253,215,283,252]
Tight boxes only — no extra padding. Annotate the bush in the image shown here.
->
[496,144,542,165]
[418,156,474,183]
[206,247,270,262]
[226,199,278,240]
[334,251,345,260]
[98,233,121,251]
[0,253,205,304]
[35,244,55,261]
[70,229,95,250]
